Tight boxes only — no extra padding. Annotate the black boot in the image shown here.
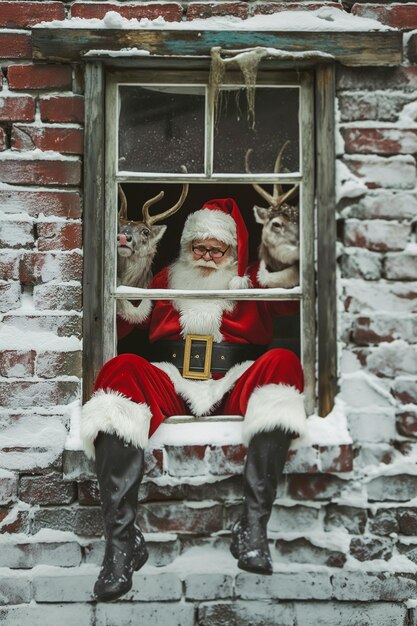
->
[230,428,292,575]
[93,432,148,602]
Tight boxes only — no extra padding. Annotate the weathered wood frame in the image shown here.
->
[83,58,336,417]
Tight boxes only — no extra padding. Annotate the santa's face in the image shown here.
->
[190,238,232,275]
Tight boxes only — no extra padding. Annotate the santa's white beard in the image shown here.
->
[169,253,238,291]
[168,252,237,341]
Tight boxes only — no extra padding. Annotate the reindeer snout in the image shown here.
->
[118,234,128,246]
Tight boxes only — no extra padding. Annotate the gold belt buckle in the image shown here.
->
[183,334,213,380]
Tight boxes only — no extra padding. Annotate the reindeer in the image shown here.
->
[246,141,300,289]
[117,180,188,323]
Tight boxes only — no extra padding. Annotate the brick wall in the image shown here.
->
[0,1,417,624]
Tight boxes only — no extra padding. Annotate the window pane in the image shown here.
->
[118,85,205,173]
[213,87,299,174]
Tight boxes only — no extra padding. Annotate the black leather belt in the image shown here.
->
[150,336,267,379]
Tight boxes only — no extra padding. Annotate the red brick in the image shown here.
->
[407,34,417,64]
[37,221,82,251]
[19,251,83,284]
[0,96,35,122]
[0,351,35,377]
[36,350,82,378]
[33,283,82,310]
[392,379,417,404]
[187,2,249,20]
[344,219,410,252]
[0,190,81,218]
[254,2,340,14]
[165,445,207,477]
[353,4,417,30]
[337,66,417,91]
[0,218,34,249]
[350,536,393,561]
[71,2,182,22]
[319,445,353,473]
[0,32,32,59]
[146,448,164,478]
[39,96,84,124]
[137,501,223,533]
[0,1,65,27]
[77,481,100,506]
[342,127,417,156]
[11,125,83,155]
[397,409,417,437]
[0,127,5,151]
[344,156,416,190]
[0,507,29,533]
[351,314,417,346]
[384,252,417,281]
[207,444,246,475]
[0,282,21,312]
[8,64,72,91]
[20,473,76,505]
[0,251,19,280]
[0,380,80,409]
[287,474,346,500]
[1,313,82,338]
[0,158,81,186]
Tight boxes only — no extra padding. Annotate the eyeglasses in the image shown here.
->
[192,245,230,259]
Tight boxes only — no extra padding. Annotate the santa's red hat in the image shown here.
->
[180,197,251,289]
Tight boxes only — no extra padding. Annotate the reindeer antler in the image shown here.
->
[245,142,298,209]
[118,167,189,227]
[118,184,128,220]
[142,165,189,227]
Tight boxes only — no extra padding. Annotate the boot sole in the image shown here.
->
[237,560,273,576]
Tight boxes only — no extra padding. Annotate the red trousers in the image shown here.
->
[94,349,304,438]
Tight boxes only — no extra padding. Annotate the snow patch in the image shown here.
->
[38,8,394,32]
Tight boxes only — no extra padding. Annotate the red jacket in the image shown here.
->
[118,261,299,344]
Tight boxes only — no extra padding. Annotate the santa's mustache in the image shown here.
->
[192,258,219,270]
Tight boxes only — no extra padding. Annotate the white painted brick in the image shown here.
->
[33,566,96,602]
[235,571,332,600]
[198,600,295,626]
[129,571,182,601]
[347,408,397,443]
[0,540,82,569]
[0,604,94,626]
[268,505,320,533]
[96,602,195,626]
[0,570,31,605]
[332,570,417,601]
[185,573,233,600]
[295,601,408,626]
[0,470,17,505]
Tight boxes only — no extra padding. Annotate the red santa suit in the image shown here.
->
[81,199,306,459]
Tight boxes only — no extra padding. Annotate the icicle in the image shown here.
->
[209,47,334,129]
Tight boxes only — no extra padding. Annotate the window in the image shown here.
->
[82,60,336,418]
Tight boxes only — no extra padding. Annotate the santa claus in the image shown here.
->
[81,197,306,602]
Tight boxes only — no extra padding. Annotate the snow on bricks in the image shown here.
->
[342,127,417,155]
[70,1,182,22]
[343,219,410,252]
[0,189,81,219]
[353,3,417,30]
[186,2,249,20]
[19,251,83,284]
[0,155,81,187]
[343,155,416,189]
[0,97,35,123]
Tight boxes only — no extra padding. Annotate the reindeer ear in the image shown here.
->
[253,205,269,224]
[151,225,167,243]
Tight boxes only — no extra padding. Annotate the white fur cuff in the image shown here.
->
[80,390,152,459]
[117,298,152,324]
[243,383,306,444]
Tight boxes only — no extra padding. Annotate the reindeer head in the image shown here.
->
[246,142,299,268]
[117,179,189,260]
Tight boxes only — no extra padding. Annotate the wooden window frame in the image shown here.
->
[82,59,336,418]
